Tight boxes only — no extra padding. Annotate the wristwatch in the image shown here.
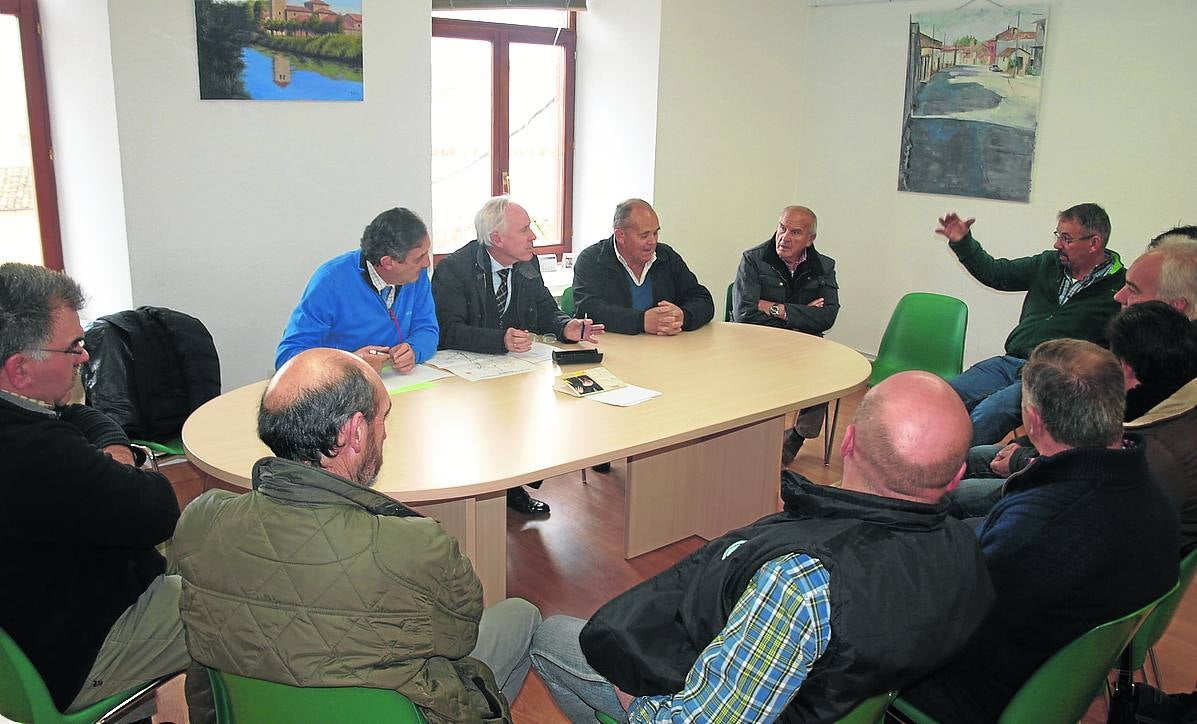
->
[769,303,782,317]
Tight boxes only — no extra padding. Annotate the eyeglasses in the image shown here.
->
[1053,231,1097,244]
[35,340,87,357]
[528,333,558,344]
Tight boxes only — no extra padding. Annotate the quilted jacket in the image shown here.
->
[172,457,509,723]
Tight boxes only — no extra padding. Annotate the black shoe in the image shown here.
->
[507,486,550,515]
[591,462,611,474]
[782,429,805,467]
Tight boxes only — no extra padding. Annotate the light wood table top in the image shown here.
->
[183,322,871,503]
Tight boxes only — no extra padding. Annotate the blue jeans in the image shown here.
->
[949,355,1025,446]
[964,443,1006,478]
[530,615,627,723]
[944,477,1004,520]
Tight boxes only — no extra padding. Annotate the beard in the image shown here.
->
[353,439,384,487]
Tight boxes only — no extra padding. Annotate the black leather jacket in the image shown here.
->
[733,237,839,336]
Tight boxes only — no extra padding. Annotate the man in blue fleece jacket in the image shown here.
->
[276,207,439,372]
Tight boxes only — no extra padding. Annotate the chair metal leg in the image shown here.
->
[1147,646,1162,689]
[822,398,841,466]
[581,467,588,484]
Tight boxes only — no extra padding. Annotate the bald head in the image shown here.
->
[843,371,971,502]
[258,348,387,470]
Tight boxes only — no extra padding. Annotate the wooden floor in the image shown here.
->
[151,389,1197,723]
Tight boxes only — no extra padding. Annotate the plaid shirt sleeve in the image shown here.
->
[627,553,832,723]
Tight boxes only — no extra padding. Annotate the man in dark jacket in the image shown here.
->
[903,339,1180,722]
[529,371,993,723]
[937,203,1125,445]
[734,205,840,465]
[573,199,714,335]
[0,263,187,714]
[432,196,603,514]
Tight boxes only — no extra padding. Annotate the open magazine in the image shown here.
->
[553,367,626,397]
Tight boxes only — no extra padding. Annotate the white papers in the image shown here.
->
[587,385,661,407]
[427,347,552,382]
[380,364,452,393]
[508,341,556,365]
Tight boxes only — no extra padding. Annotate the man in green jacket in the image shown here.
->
[936,203,1125,445]
[173,348,540,723]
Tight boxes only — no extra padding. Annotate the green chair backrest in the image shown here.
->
[595,711,619,724]
[207,668,426,724]
[725,282,734,322]
[561,285,575,315]
[837,691,896,724]
[868,292,967,386]
[996,587,1170,723]
[1126,547,1197,670]
[0,625,148,724]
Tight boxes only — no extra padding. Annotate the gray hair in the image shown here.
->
[781,205,818,235]
[1154,240,1197,320]
[1022,339,1125,449]
[613,198,652,231]
[475,196,512,248]
[0,262,85,364]
[360,207,428,266]
[257,363,380,466]
[1058,203,1111,247]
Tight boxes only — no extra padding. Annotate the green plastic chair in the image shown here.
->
[207,668,426,723]
[1121,547,1197,687]
[891,587,1171,724]
[725,282,734,322]
[595,691,894,723]
[561,285,575,315]
[132,437,185,457]
[868,292,967,386]
[0,626,174,724]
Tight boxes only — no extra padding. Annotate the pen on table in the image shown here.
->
[582,313,590,340]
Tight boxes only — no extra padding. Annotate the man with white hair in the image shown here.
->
[1115,231,1197,319]
[432,196,602,514]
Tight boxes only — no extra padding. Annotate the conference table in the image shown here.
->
[183,322,871,605]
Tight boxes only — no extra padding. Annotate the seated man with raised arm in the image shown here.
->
[0,263,187,715]
[573,198,714,336]
[275,207,439,374]
[903,339,1179,722]
[529,372,994,723]
[936,203,1125,445]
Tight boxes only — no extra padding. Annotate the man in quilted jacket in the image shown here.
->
[173,348,540,723]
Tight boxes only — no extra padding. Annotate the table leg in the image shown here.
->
[623,415,783,559]
[412,490,507,606]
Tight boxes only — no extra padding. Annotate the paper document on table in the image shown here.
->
[508,341,556,364]
[380,364,452,393]
[554,367,626,397]
[588,385,661,407]
[426,349,538,382]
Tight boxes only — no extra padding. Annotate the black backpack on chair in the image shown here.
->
[82,306,221,443]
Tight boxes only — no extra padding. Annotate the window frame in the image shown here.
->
[431,14,576,262]
[1,0,63,270]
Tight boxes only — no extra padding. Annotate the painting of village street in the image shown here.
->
[897,5,1048,202]
[194,0,363,101]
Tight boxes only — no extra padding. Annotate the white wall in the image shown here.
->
[572,0,662,247]
[40,0,133,320]
[106,1,433,389]
[652,0,810,321]
[794,0,1197,365]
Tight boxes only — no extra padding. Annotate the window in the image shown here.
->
[0,0,62,269]
[431,10,576,259]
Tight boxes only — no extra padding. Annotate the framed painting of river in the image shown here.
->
[194,0,363,101]
[897,4,1048,202]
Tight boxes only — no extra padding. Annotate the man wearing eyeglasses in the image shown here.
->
[936,203,1126,445]
[432,196,604,515]
[0,263,188,717]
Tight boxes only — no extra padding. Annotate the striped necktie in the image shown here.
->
[495,269,510,315]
